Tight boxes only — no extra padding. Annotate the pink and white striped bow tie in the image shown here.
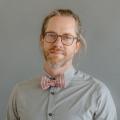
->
[40,74,65,90]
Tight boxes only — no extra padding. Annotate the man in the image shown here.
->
[6,9,117,120]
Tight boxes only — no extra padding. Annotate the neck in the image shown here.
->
[44,61,73,77]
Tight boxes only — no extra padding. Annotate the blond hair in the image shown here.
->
[40,9,87,50]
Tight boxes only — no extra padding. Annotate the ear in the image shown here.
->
[39,35,44,49]
[75,41,81,53]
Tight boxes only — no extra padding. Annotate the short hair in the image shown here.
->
[40,9,87,50]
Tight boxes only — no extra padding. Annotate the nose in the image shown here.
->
[53,36,63,46]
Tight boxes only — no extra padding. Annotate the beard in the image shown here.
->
[43,47,73,69]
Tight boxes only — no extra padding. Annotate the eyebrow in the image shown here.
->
[45,31,76,36]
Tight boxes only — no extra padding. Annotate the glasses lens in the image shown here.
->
[45,32,57,43]
[62,35,74,45]
[44,32,76,46]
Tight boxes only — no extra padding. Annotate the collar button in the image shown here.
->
[51,91,55,95]
[48,113,53,116]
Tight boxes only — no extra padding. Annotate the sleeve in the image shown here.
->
[94,83,117,120]
[6,84,20,120]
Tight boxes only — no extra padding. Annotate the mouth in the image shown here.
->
[49,49,64,55]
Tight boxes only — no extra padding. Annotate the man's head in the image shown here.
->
[40,9,86,48]
[40,9,86,68]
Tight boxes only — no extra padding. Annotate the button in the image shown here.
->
[48,113,53,116]
[51,92,54,95]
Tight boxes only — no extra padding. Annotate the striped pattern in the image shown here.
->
[40,74,65,90]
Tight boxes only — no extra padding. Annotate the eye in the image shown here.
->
[46,32,57,39]
[62,35,73,40]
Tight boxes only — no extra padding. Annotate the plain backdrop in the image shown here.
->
[0,0,119,119]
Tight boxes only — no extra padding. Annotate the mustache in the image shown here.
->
[49,47,64,53]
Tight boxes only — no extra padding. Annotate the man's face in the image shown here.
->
[41,16,80,67]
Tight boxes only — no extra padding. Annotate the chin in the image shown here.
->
[48,55,64,63]
[49,59,64,65]
[47,58,72,69]
[47,58,65,68]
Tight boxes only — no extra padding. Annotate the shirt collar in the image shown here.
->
[41,65,77,88]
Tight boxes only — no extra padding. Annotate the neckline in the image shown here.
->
[42,66,77,88]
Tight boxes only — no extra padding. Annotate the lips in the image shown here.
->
[49,49,64,55]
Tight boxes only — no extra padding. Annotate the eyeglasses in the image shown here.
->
[44,32,78,46]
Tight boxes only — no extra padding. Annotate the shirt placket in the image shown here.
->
[47,87,56,120]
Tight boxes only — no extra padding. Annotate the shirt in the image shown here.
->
[6,66,117,120]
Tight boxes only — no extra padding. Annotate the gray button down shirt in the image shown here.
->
[6,66,117,120]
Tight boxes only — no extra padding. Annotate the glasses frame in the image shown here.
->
[43,32,78,46]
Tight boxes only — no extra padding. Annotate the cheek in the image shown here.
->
[66,47,76,57]
[43,42,50,52]
[41,39,50,50]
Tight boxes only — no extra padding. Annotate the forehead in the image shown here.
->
[46,16,76,35]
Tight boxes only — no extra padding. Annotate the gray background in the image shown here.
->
[0,0,119,119]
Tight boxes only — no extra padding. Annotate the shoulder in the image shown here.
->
[74,70,111,94]
[11,76,41,94]
[79,70,115,104]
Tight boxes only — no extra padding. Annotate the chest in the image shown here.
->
[19,85,97,120]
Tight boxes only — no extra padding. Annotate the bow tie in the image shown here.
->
[40,74,65,90]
